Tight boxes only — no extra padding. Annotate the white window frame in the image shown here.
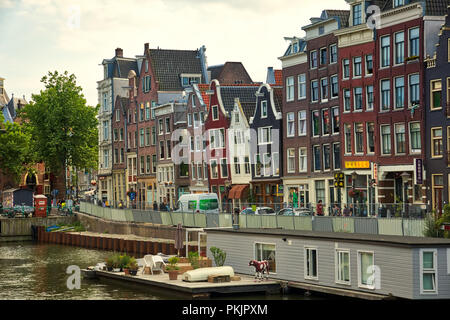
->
[323,144,331,171]
[254,242,277,274]
[298,110,307,136]
[419,249,438,295]
[335,249,351,285]
[304,247,319,281]
[212,105,219,121]
[210,159,218,179]
[357,251,376,290]
[311,80,319,103]
[287,112,295,137]
[298,74,306,100]
[299,147,307,173]
[380,35,391,68]
[365,54,373,76]
[381,124,392,155]
[343,59,350,79]
[261,100,268,118]
[394,31,405,66]
[409,122,421,154]
[353,56,362,78]
[187,113,192,127]
[286,76,294,102]
[287,148,295,173]
[310,50,318,69]
[330,75,339,99]
[394,122,406,155]
[330,44,338,64]
[320,77,328,102]
[258,127,272,145]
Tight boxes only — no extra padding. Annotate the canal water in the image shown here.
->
[0,242,321,300]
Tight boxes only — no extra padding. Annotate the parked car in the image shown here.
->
[277,207,312,216]
[240,207,276,215]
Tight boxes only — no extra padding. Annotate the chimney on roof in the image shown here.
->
[144,43,149,51]
[115,48,123,58]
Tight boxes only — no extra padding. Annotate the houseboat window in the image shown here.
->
[305,247,318,280]
[359,252,375,289]
[420,249,437,294]
[255,243,276,273]
[336,250,350,284]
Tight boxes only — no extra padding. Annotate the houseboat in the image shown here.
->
[206,227,450,299]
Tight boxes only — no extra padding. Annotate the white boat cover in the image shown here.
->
[182,266,234,282]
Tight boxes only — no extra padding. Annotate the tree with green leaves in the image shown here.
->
[20,71,99,195]
[0,113,35,183]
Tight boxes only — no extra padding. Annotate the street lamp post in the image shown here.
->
[351,171,357,216]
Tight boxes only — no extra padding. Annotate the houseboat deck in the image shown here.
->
[82,269,281,298]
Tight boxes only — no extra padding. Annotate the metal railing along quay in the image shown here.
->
[79,201,428,237]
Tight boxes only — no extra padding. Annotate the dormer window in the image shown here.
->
[352,3,362,26]
[181,74,201,87]
[293,42,298,54]
[319,26,325,35]
[393,0,405,8]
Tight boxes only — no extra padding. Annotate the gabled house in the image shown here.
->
[125,43,208,209]
[204,80,259,211]
[227,88,258,209]
[249,84,283,209]
[98,48,138,205]
[425,6,450,215]
[186,83,210,194]
[154,101,188,209]
[112,96,129,206]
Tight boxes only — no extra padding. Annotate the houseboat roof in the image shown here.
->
[205,227,450,247]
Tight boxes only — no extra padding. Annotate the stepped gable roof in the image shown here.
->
[149,48,204,91]
[219,85,259,115]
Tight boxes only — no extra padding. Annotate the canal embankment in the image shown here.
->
[0,216,76,242]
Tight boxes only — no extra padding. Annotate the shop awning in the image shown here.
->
[228,185,249,199]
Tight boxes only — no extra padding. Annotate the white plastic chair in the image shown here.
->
[142,254,166,275]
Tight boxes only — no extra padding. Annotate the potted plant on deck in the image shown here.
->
[120,254,131,274]
[166,256,180,280]
[128,257,138,276]
[106,256,114,271]
[112,254,121,272]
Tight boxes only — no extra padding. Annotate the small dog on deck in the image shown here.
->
[249,260,270,282]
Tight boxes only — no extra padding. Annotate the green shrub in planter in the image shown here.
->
[210,247,227,267]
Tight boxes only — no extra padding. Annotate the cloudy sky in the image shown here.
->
[0,0,348,106]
